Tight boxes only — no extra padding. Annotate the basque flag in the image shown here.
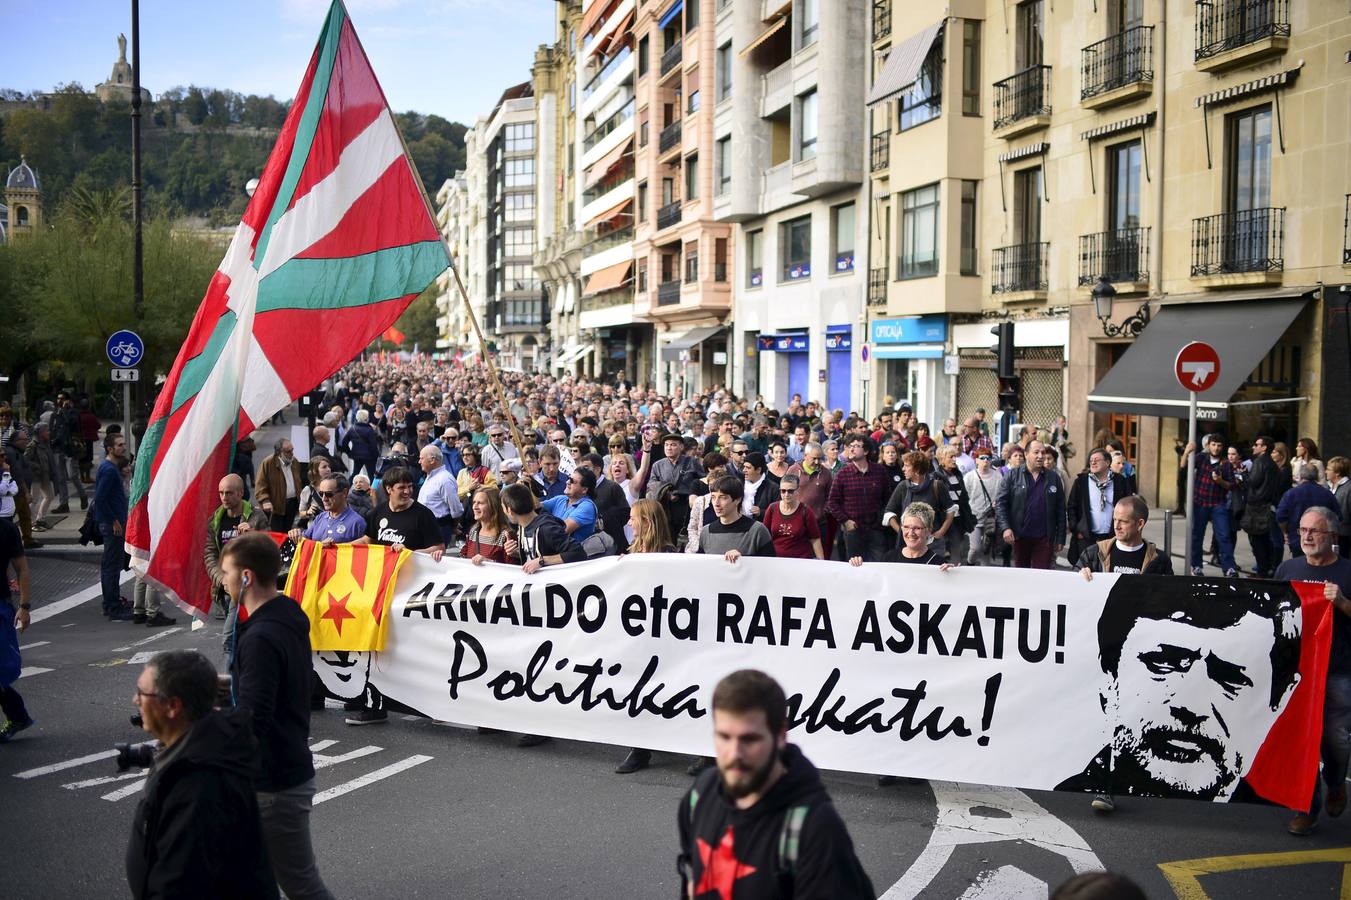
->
[126,0,449,618]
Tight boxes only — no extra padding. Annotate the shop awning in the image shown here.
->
[580,0,619,41]
[660,325,724,361]
[593,10,634,59]
[867,19,945,107]
[1086,296,1310,421]
[584,137,633,190]
[583,260,632,296]
[585,197,633,229]
[658,0,683,29]
[740,17,787,58]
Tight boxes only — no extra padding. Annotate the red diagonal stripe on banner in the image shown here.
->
[371,545,399,624]
[253,295,416,396]
[294,161,440,261]
[285,18,387,213]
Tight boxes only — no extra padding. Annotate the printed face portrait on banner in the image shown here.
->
[314,650,374,701]
[1067,578,1302,801]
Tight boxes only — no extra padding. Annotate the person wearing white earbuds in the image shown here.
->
[220,531,336,900]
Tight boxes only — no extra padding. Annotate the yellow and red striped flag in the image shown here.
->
[285,539,408,651]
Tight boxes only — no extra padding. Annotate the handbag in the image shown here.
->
[78,509,103,546]
[1241,501,1274,535]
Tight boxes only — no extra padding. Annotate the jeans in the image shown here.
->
[842,526,889,563]
[98,522,125,612]
[55,451,86,504]
[223,600,240,670]
[1012,536,1055,569]
[1310,673,1351,817]
[1189,504,1235,572]
[132,576,160,616]
[256,778,335,900]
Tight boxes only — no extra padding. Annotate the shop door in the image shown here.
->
[787,353,809,409]
[827,351,851,414]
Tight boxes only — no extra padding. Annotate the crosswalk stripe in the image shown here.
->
[19,667,52,678]
[15,750,120,779]
[114,627,183,652]
[63,771,147,790]
[30,577,133,624]
[313,754,433,805]
[313,745,382,770]
[102,778,148,802]
[309,739,338,753]
[19,641,50,650]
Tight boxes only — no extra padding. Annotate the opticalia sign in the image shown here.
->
[870,315,947,344]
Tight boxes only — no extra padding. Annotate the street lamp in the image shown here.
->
[1092,275,1151,338]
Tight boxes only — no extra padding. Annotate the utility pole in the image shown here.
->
[130,0,145,430]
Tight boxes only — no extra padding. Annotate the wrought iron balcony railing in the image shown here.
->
[657,280,681,305]
[1078,227,1150,285]
[1190,207,1285,276]
[1195,0,1289,62]
[656,201,682,231]
[991,242,1049,293]
[992,65,1051,131]
[660,40,683,77]
[868,267,887,305]
[658,119,682,153]
[1081,25,1153,100]
[870,131,890,172]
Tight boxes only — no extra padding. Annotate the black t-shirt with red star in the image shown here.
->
[677,743,874,899]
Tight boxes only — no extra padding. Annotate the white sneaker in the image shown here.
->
[1091,794,1115,813]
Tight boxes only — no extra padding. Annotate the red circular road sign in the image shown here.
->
[1175,341,1222,393]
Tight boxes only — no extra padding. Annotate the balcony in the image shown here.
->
[1190,207,1285,284]
[1195,0,1289,72]
[761,60,792,117]
[870,131,890,173]
[582,99,635,152]
[991,242,1049,297]
[582,46,632,101]
[660,40,683,78]
[868,267,887,306]
[658,119,682,154]
[582,225,634,258]
[656,201,682,231]
[1081,26,1153,109]
[992,66,1051,138]
[1078,227,1150,288]
[657,280,681,306]
[872,0,891,41]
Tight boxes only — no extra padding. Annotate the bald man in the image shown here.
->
[206,474,270,664]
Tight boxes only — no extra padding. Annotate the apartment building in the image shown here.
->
[575,0,653,383]
[481,83,548,371]
[433,172,471,354]
[534,1,587,376]
[716,0,869,413]
[633,0,735,394]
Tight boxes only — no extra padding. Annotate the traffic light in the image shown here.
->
[990,322,1015,379]
[997,375,1022,413]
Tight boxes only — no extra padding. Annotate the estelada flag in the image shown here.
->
[285,539,408,651]
[126,0,450,619]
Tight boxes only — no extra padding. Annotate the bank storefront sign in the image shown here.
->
[871,315,946,358]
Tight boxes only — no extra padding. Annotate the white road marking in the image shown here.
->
[309,739,338,754]
[62,771,147,791]
[313,754,433,805]
[102,778,147,802]
[958,865,1048,900]
[19,667,52,678]
[191,618,205,631]
[880,782,1102,900]
[313,745,383,770]
[30,577,133,624]
[19,641,50,650]
[126,651,157,665]
[14,749,119,779]
[113,627,182,651]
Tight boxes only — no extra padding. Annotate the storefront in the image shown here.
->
[870,315,947,416]
[660,325,727,396]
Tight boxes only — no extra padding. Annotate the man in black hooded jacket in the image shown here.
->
[126,649,277,900]
[677,669,873,899]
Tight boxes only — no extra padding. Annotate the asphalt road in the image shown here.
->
[3,556,1348,899]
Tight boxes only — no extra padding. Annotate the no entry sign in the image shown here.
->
[1174,341,1221,393]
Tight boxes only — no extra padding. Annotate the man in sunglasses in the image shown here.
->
[286,474,366,548]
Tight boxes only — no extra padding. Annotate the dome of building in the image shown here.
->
[6,157,40,192]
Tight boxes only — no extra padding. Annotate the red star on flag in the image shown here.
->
[321,592,357,635]
[694,827,757,900]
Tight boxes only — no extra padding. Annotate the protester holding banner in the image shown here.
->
[826,435,892,564]
[502,483,586,575]
[358,466,445,560]
[677,670,875,899]
[697,476,776,562]
[763,474,823,560]
[461,486,519,566]
[1278,507,1351,836]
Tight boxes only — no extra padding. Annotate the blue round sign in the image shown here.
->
[106,330,145,368]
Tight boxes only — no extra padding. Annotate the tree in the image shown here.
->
[392,289,441,350]
[183,87,208,125]
[408,133,458,197]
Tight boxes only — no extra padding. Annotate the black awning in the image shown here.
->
[1086,297,1308,420]
[660,325,725,362]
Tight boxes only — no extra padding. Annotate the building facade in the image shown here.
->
[4,158,42,240]
[718,0,868,413]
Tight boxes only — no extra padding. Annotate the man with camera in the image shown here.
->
[221,531,335,900]
[125,649,277,899]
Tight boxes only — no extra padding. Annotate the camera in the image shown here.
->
[116,740,161,772]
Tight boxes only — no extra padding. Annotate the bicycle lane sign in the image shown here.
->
[106,330,144,369]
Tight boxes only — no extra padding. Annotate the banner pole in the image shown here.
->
[1185,389,1197,573]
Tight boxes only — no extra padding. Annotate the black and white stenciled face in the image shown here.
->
[314,650,372,701]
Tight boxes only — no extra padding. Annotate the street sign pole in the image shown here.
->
[1174,340,1220,574]
[1185,389,1197,572]
[124,380,133,456]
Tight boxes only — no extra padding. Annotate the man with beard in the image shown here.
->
[1056,578,1301,803]
[677,670,874,899]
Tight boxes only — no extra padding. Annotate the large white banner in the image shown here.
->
[312,555,1328,808]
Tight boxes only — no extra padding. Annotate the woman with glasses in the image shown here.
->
[762,474,823,560]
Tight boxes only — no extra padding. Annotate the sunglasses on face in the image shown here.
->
[780,488,796,495]
[318,490,344,499]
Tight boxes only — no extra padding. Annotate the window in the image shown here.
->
[638,181,648,222]
[1227,105,1272,212]
[1107,140,1142,231]
[900,184,939,278]
[637,257,648,292]
[715,238,728,281]
[747,229,763,287]
[685,153,699,201]
[800,0,819,48]
[717,43,733,101]
[569,80,575,111]
[1015,0,1044,70]
[505,226,535,256]
[685,241,699,282]
[716,137,731,195]
[688,90,700,114]
[960,180,978,275]
[505,158,535,188]
[1014,166,1042,243]
[780,215,812,281]
[640,118,650,146]
[831,203,855,273]
[639,36,650,77]
[962,20,981,116]
[505,263,537,292]
[662,177,675,205]
[798,89,818,160]
[505,193,535,222]
[505,123,535,153]
[899,32,942,131]
[686,0,699,31]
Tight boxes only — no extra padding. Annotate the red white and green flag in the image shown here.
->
[127,0,449,618]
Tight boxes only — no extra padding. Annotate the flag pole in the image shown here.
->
[386,112,526,451]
